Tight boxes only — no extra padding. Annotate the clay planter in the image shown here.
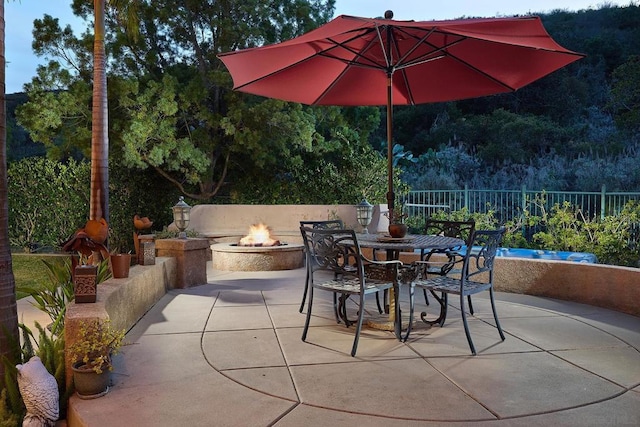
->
[72,362,111,399]
[388,223,408,238]
[110,254,132,278]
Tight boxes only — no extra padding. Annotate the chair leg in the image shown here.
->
[423,288,430,306]
[338,293,353,327]
[393,284,403,341]
[375,291,383,314]
[301,286,315,342]
[299,268,310,313]
[419,290,448,326]
[404,284,415,342]
[332,292,341,324]
[467,295,474,315]
[350,294,367,357]
[460,293,476,355]
[489,288,506,341]
[383,288,389,313]
[437,292,448,327]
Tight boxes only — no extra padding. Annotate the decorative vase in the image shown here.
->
[74,265,98,303]
[72,362,111,399]
[137,235,156,266]
[110,254,131,279]
[388,223,408,238]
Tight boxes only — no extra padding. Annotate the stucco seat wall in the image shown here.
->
[391,251,640,317]
[177,204,391,244]
[64,257,177,387]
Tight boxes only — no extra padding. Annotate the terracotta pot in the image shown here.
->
[72,362,111,399]
[388,223,408,238]
[110,254,131,279]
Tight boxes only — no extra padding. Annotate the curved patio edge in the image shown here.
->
[491,257,640,317]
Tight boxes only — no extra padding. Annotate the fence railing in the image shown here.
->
[405,185,640,224]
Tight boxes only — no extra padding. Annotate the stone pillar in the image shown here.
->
[155,238,209,288]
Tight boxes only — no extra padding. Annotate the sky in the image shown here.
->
[3,0,632,93]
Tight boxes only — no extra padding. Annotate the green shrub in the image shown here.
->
[7,157,181,254]
[405,201,640,267]
[8,158,89,252]
[15,257,112,336]
[533,200,640,266]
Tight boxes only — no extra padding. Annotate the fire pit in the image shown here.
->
[211,223,304,271]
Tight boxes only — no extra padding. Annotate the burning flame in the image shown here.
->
[239,223,280,247]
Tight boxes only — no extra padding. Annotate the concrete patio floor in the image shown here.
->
[62,263,640,426]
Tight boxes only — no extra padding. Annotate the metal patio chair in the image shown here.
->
[419,219,476,314]
[299,220,345,314]
[300,226,401,357]
[408,228,506,355]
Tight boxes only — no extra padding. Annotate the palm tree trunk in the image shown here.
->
[91,0,109,223]
[0,1,20,380]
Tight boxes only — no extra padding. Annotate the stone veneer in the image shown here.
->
[155,238,209,288]
[212,242,304,271]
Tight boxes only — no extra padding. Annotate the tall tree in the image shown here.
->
[91,0,139,222]
[20,1,342,201]
[91,0,108,221]
[0,0,20,381]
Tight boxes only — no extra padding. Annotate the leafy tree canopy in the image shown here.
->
[13,3,640,198]
[17,0,393,203]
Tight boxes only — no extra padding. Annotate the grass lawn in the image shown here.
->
[12,253,68,300]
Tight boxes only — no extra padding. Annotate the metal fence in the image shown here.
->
[405,185,640,224]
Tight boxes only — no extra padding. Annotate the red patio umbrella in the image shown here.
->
[218,11,584,218]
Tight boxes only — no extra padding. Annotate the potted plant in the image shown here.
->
[385,204,409,238]
[69,319,125,398]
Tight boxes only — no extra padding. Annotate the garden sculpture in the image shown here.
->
[61,218,110,262]
[16,356,59,427]
[133,214,154,260]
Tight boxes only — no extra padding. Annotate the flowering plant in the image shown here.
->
[69,319,125,374]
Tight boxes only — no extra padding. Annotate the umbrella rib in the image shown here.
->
[394,34,520,92]
[313,32,388,104]
[321,33,388,69]
[233,29,385,91]
[375,24,392,71]
[422,35,523,91]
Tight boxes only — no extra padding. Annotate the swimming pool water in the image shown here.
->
[495,248,597,263]
[415,247,597,263]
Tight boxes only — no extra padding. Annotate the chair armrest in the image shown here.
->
[363,258,403,282]
[361,254,403,267]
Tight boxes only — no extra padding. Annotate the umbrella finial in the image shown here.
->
[384,10,393,19]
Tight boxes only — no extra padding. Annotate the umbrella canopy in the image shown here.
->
[218,12,584,217]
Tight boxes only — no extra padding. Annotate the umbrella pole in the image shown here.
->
[386,72,394,221]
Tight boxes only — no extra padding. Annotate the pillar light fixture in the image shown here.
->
[172,196,191,239]
[356,199,374,233]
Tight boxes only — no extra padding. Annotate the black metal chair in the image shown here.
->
[300,226,401,357]
[408,228,506,355]
[420,219,476,313]
[298,220,345,314]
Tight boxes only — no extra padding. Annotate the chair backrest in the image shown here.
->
[463,228,506,281]
[421,219,476,274]
[425,219,475,247]
[299,219,344,230]
[299,226,362,277]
